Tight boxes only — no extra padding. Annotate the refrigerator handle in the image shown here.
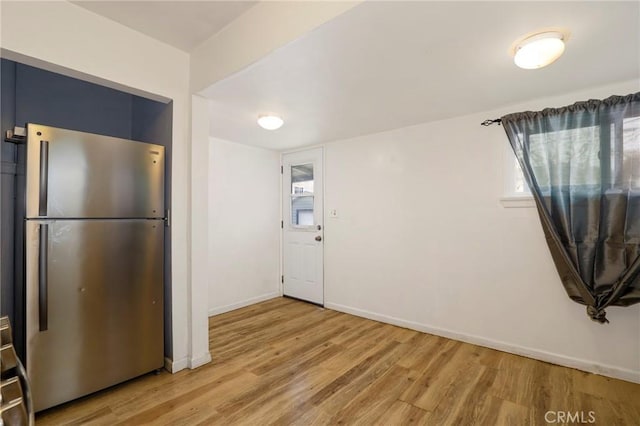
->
[38,224,49,332]
[39,141,49,217]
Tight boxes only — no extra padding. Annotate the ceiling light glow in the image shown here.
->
[257,115,284,130]
[513,32,565,69]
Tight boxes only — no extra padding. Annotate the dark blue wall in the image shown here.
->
[1,59,17,324]
[1,59,17,160]
[4,59,172,145]
[14,63,134,139]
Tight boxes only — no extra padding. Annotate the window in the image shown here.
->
[503,143,533,207]
[503,115,640,207]
[620,116,640,189]
[290,163,315,226]
[504,148,531,197]
[529,125,601,191]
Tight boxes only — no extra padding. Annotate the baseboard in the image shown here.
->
[164,352,211,373]
[164,356,188,373]
[208,292,280,317]
[189,352,212,369]
[325,302,640,384]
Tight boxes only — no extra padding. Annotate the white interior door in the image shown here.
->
[282,148,323,305]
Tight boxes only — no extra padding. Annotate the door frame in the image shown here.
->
[280,145,325,304]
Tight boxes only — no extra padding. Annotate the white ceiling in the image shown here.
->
[202,1,640,150]
[71,1,256,52]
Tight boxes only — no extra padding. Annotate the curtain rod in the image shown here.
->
[481,118,501,126]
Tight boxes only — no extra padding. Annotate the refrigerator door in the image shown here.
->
[25,124,164,219]
[25,219,164,412]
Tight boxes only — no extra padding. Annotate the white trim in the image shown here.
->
[208,292,280,317]
[189,352,212,369]
[279,158,284,297]
[325,302,640,384]
[322,144,326,307]
[280,142,326,155]
[164,356,189,374]
[500,196,536,208]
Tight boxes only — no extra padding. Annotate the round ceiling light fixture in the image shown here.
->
[513,31,566,69]
[257,115,284,130]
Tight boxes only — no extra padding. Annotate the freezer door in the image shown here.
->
[25,219,164,412]
[26,124,164,218]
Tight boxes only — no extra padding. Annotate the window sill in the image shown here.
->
[500,196,535,208]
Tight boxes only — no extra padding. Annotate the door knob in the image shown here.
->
[315,235,322,242]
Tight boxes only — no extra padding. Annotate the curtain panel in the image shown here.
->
[501,93,640,323]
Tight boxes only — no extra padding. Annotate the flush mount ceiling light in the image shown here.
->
[257,115,284,130]
[512,31,566,70]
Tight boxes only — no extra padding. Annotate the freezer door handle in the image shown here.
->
[39,141,49,217]
[38,224,49,331]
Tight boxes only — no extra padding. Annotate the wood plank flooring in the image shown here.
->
[36,297,640,425]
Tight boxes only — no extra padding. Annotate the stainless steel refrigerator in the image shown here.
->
[23,123,165,411]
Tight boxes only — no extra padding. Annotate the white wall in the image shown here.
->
[0,1,210,371]
[323,79,640,383]
[192,1,361,93]
[208,138,280,315]
[189,95,212,368]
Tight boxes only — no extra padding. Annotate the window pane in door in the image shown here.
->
[291,164,314,194]
[290,163,315,226]
[297,209,314,226]
[291,196,314,226]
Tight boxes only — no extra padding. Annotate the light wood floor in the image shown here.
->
[37,297,640,425]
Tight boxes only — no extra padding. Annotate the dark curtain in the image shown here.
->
[501,93,640,323]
